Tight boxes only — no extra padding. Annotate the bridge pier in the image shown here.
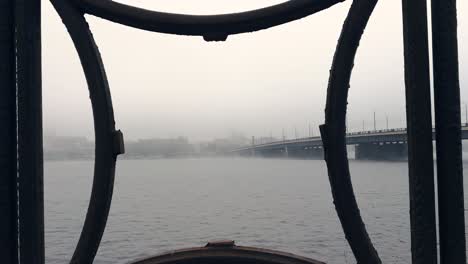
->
[287,146,323,160]
[254,147,288,158]
[355,142,407,160]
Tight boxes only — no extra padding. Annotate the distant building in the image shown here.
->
[44,135,94,160]
[123,137,194,158]
[197,134,249,155]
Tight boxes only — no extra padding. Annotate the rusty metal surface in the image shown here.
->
[0,0,18,263]
[72,0,345,40]
[431,0,466,263]
[50,0,124,263]
[128,241,324,264]
[401,0,438,263]
[319,0,380,263]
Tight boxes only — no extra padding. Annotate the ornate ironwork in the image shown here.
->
[50,0,124,263]
[49,0,381,263]
[320,0,381,262]
[70,0,345,41]
[0,0,464,263]
[128,241,325,264]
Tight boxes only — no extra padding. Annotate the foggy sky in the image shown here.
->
[43,0,468,141]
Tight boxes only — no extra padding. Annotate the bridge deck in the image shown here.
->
[233,126,468,152]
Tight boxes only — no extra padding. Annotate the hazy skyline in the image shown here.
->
[43,0,468,141]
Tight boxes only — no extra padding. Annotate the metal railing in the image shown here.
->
[0,0,464,263]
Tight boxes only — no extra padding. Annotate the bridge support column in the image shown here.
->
[355,142,407,160]
[250,148,256,157]
[309,147,324,159]
[249,146,288,158]
[287,146,323,159]
[255,148,285,158]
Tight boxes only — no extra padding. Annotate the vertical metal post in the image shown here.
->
[401,0,438,263]
[0,0,18,263]
[16,0,44,263]
[431,0,466,263]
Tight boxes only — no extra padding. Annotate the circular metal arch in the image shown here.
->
[50,0,124,263]
[48,0,385,263]
[320,0,381,263]
[71,0,345,41]
[128,243,324,264]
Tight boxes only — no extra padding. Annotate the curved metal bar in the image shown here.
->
[50,0,124,263]
[129,243,324,264]
[71,0,345,41]
[319,0,381,263]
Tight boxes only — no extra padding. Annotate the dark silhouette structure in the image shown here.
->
[0,0,464,263]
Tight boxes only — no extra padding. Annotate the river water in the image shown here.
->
[44,158,468,264]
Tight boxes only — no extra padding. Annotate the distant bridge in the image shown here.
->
[231,126,468,160]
